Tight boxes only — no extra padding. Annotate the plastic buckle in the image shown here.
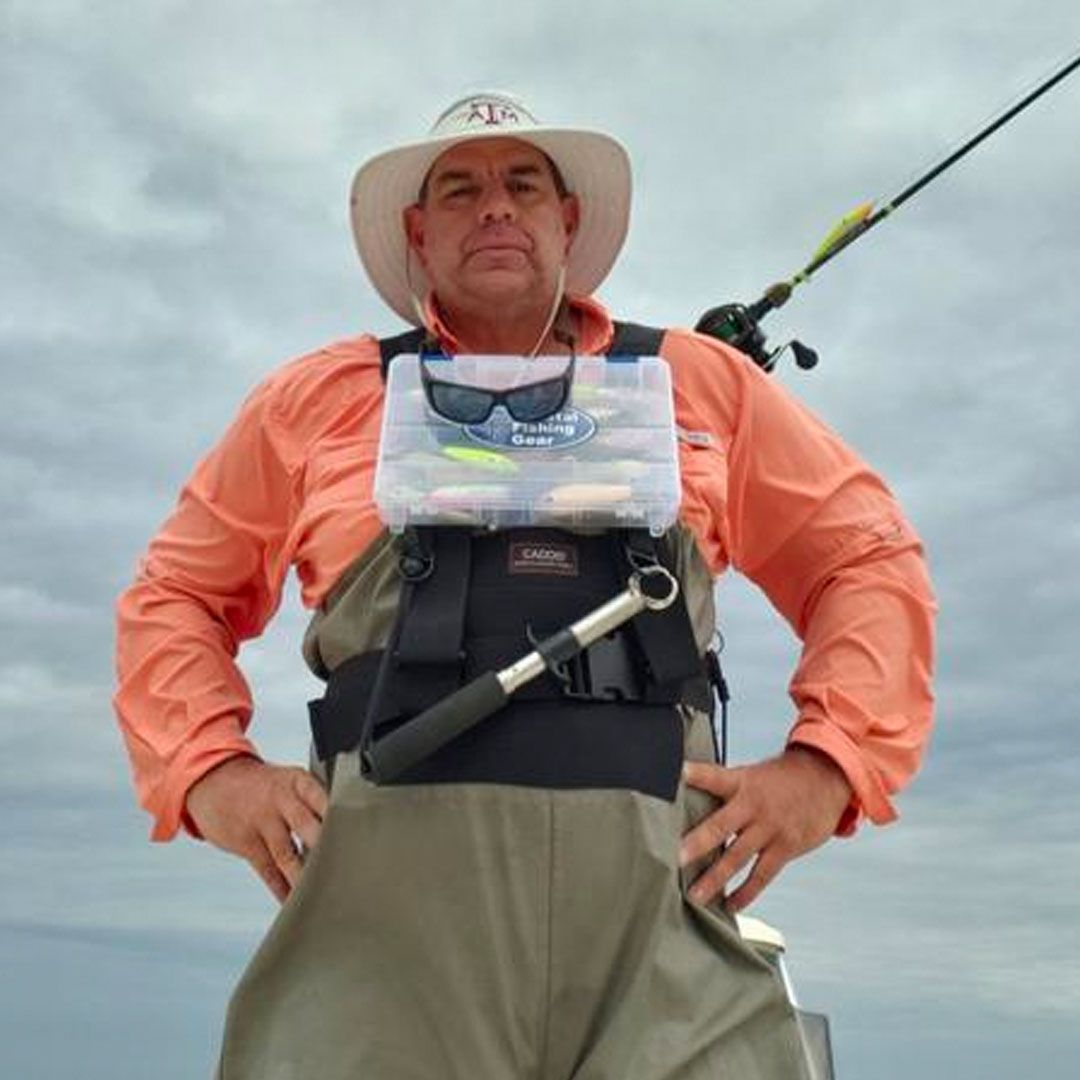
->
[397,528,434,581]
[526,625,645,702]
[624,540,660,575]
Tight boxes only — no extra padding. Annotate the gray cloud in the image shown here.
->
[3,1,1079,1077]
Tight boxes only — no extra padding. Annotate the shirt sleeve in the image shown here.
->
[681,334,937,833]
[113,377,299,841]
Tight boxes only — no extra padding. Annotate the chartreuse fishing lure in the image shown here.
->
[441,445,519,473]
[694,47,1080,373]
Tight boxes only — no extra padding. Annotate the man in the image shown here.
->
[115,92,935,1078]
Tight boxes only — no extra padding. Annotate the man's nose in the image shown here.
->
[478,181,516,223]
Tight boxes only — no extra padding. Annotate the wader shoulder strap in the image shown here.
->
[379,327,426,379]
[618,530,706,699]
[395,527,471,664]
[376,319,667,378]
[343,527,472,742]
[607,321,666,358]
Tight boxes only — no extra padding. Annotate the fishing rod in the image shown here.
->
[697,47,1080,372]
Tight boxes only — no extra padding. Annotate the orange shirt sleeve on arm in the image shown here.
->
[670,331,937,834]
[113,374,302,842]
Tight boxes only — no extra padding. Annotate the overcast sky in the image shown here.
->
[2,2,1079,1077]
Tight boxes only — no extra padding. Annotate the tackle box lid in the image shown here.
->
[374,354,681,534]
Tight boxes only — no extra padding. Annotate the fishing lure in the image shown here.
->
[441,445,519,473]
[697,47,1080,372]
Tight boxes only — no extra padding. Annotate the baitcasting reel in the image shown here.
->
[695,300,819,375]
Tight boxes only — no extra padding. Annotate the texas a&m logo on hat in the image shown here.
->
[434,94,537,135]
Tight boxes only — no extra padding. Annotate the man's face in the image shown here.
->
[403,137,580,318]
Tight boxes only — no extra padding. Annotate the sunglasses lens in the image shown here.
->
[427,382,495,424]
[505,378,567,422]
[422,355,574,425]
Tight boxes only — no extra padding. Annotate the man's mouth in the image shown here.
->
[465,229,531,257]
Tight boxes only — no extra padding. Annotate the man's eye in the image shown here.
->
[445,185,479,200]
[509,178,537,193]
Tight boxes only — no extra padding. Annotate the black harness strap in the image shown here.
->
[355,527,472,737]
[615,530,709,703]
[308,651,383,763]
[606,321,665,358]
[395,528,470,665]
[379,327,426,378]
[377,320,666,377]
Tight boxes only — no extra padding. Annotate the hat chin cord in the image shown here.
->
[527,263,567,357]
[405,249,567,358]
[405,246,434,335]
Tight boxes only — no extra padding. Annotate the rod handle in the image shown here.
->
[362,671,509,783]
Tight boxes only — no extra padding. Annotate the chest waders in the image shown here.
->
[215,325,812,1080]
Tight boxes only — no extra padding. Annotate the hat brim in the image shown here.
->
[349,125,631,325]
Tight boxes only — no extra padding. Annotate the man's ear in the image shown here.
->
[403,204,426,263]
[561,194,581,255]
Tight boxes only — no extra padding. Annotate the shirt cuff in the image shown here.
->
[786,717,898,836]
[149,741,263,842]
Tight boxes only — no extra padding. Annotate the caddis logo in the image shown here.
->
[508,541,579,577]
[465,408,597,451]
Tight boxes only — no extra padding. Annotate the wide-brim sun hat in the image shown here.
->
[350,91,632,325]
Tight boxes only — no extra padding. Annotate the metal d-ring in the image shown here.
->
[629,564,679,611]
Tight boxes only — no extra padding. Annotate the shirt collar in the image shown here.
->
[422,293,614,356]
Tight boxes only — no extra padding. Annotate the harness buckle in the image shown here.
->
[624,538,660,574]
[524,623,645,702]
[397,527,434,581]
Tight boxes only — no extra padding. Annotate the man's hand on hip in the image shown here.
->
[679,747,852,913]
[184,756,329,903]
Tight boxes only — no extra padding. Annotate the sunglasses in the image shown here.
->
[421,354,576,425]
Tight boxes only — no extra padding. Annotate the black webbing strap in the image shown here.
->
[395,528,471,664]
[379,327,426,379]
[606,321,665,358]
[353,527,471,737]
[307,650,383,763]
[617,530,705,695]
[376,319,666,378]
[311,647,712,763]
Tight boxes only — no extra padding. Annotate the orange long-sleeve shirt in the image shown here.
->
[114,296,935,841]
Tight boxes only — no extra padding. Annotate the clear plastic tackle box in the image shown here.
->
[373,354,680,534]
